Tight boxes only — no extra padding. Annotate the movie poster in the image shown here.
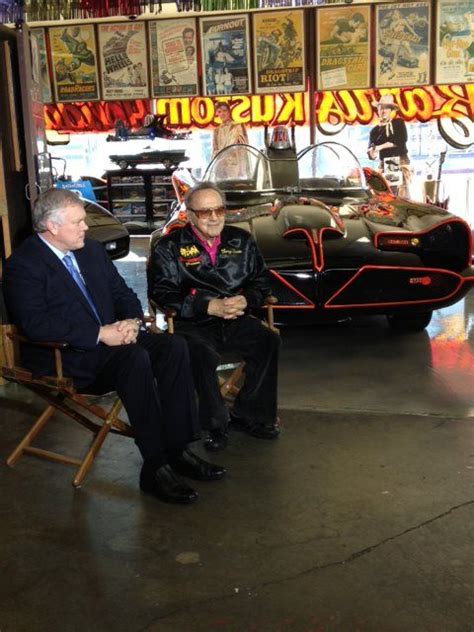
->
[253,10,305,94]
[49,24,100,102]
[375,2,431,88]
[30,28,52,103]
[200,14,251,96]
[436,0,474,84]
[98,23,149,101]
[317,6,370,90]
[149,18,198,97]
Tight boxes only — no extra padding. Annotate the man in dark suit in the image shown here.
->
[4,188,225,504]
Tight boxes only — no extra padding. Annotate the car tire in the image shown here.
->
[119,160,128,169]
[387,311,433,332]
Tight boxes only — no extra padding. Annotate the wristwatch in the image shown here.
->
[135,317,146,332]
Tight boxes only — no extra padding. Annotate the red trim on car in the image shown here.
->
[324,265,472,309]
[282,228,320,271]
[270,270,315,308]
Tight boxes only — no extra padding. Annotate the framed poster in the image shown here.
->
[49,25,100,102]
[316,6,370,90]
[98,22,149,101]
[436,0,474,84]
[200,14,251,96]
[30,28,52,103]
[375,2,431,88]
[149,18,198,97]
[253,10,305,94]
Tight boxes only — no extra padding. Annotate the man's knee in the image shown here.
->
[186,337,220,371]
[254,322,281,352]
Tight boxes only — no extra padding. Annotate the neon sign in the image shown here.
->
[45,84,474,133]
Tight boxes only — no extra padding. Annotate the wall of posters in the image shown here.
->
[30,28,52,103]
[149,18,198,98]
[200,14,251,96]
[436,0,474,84]
[49,25,100,102]
[375,2,431,88]
[98,23,149,101]
[316,6,370,90]
[253,10,305,94]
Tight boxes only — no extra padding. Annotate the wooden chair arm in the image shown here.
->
[6,332,68,378]
[7,332,69,350]
[148,300,176,334]
[263,295,278,332]
[163,308,177,334]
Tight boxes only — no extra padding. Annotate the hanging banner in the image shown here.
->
[436,0,474,85]
[200,14,251,96]
[375,2,431,89]
[253,10,306,94]
[49,25,100,103]
[316,6,370,90]
[98,23,149,101]
[30,28,52,103]
[149,18,199,98]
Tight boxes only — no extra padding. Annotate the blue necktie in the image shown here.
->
[63,254,101,324]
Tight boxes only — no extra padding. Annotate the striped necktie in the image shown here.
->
[63,254,101,324]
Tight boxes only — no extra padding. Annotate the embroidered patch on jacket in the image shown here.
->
[179,256,201,266]
[180,245,200,258]
[220,248,242,256]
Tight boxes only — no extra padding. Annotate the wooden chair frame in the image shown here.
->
[149,296,278,402]
[1,325,134,487]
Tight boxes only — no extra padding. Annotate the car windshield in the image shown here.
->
[202,140,369,222]
[298,142,367,193]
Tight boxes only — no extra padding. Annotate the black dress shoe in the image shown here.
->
[140,463,198,504]
[170,450,226,481]
[204,428,229,452]
[230,413,280,440]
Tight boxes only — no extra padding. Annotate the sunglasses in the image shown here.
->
[187,206,226,219]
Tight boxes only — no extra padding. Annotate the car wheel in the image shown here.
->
[119,160,128,169]
[387,311,433,332]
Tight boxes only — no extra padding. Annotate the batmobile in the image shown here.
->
[158,134,474,331]
[110,149,188,170]
[106,115,190,142]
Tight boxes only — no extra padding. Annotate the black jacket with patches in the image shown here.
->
[148,224,271,324]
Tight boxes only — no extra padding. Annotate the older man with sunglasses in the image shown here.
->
[148,182,280,451]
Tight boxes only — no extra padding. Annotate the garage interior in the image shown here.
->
[1,237,473,632]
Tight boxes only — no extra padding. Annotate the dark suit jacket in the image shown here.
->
[4,235,143,386]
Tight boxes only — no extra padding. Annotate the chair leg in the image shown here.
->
[6,405,55,467]
[220,363,244,399]
[72,398,123,488]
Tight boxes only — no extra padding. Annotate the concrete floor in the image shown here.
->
[1,237,473,632]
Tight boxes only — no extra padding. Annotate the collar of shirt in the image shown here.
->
[190,225,221,266]
[380,120,394,137]
[37,234,80,273]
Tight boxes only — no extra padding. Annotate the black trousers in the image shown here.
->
[82,332,200,464]
[175,316,280,431]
